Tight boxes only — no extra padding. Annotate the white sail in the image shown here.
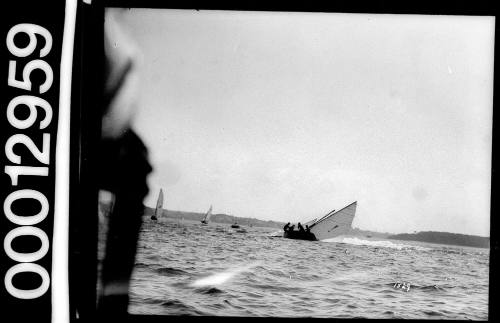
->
[154,189,164,218]
[202,205,213,223]
[309,202,357,240]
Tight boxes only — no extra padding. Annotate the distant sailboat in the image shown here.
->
[201,205,213,224]
[230,215,240,228]
[151,189,163,221]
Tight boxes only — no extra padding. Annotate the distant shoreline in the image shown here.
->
[142,207,285,229]
[140,205,490,248]
[387,231,489,249]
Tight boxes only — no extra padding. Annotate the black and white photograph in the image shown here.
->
[96,7,493,320]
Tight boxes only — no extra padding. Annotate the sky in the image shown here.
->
[108,9,493,236]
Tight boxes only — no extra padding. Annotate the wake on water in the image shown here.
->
[269,231,431,251]
[324,236,431,251]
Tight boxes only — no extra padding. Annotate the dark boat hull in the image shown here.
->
[283,231,317,241]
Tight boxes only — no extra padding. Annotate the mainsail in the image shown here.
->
[309,201,357,240]
[152,189,164,220]
[201,205,213,224]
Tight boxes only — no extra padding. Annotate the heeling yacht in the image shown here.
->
[283,201,357,241]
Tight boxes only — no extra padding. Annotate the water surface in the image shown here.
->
[129,219,489,319]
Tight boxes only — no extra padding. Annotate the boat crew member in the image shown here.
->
[283,222,291,231]
[288,224,295,232]
[305,225,311,233]
[298,222,305,232]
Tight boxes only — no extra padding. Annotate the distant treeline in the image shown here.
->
[143,206,285,229]
[388,231,489,248]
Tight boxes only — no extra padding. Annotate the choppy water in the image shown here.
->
[128,219,489,319]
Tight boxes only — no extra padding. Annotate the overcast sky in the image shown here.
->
[109,9,493,236]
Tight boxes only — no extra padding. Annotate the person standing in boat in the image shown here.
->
[298,222,305,233]
[305,225,311,233]
[283,222,291,231]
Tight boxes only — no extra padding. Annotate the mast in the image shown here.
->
[308,209,335,228]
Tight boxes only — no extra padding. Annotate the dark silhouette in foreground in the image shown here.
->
[97,131,151,316]
[96,11,152,318]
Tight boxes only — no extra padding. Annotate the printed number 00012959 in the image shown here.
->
[3,23,54,300]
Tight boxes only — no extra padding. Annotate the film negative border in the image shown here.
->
[0,0,79,322]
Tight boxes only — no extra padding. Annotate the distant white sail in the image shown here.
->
[201,205,213,223]
[154,189,164,218]
[309,202,357,240]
